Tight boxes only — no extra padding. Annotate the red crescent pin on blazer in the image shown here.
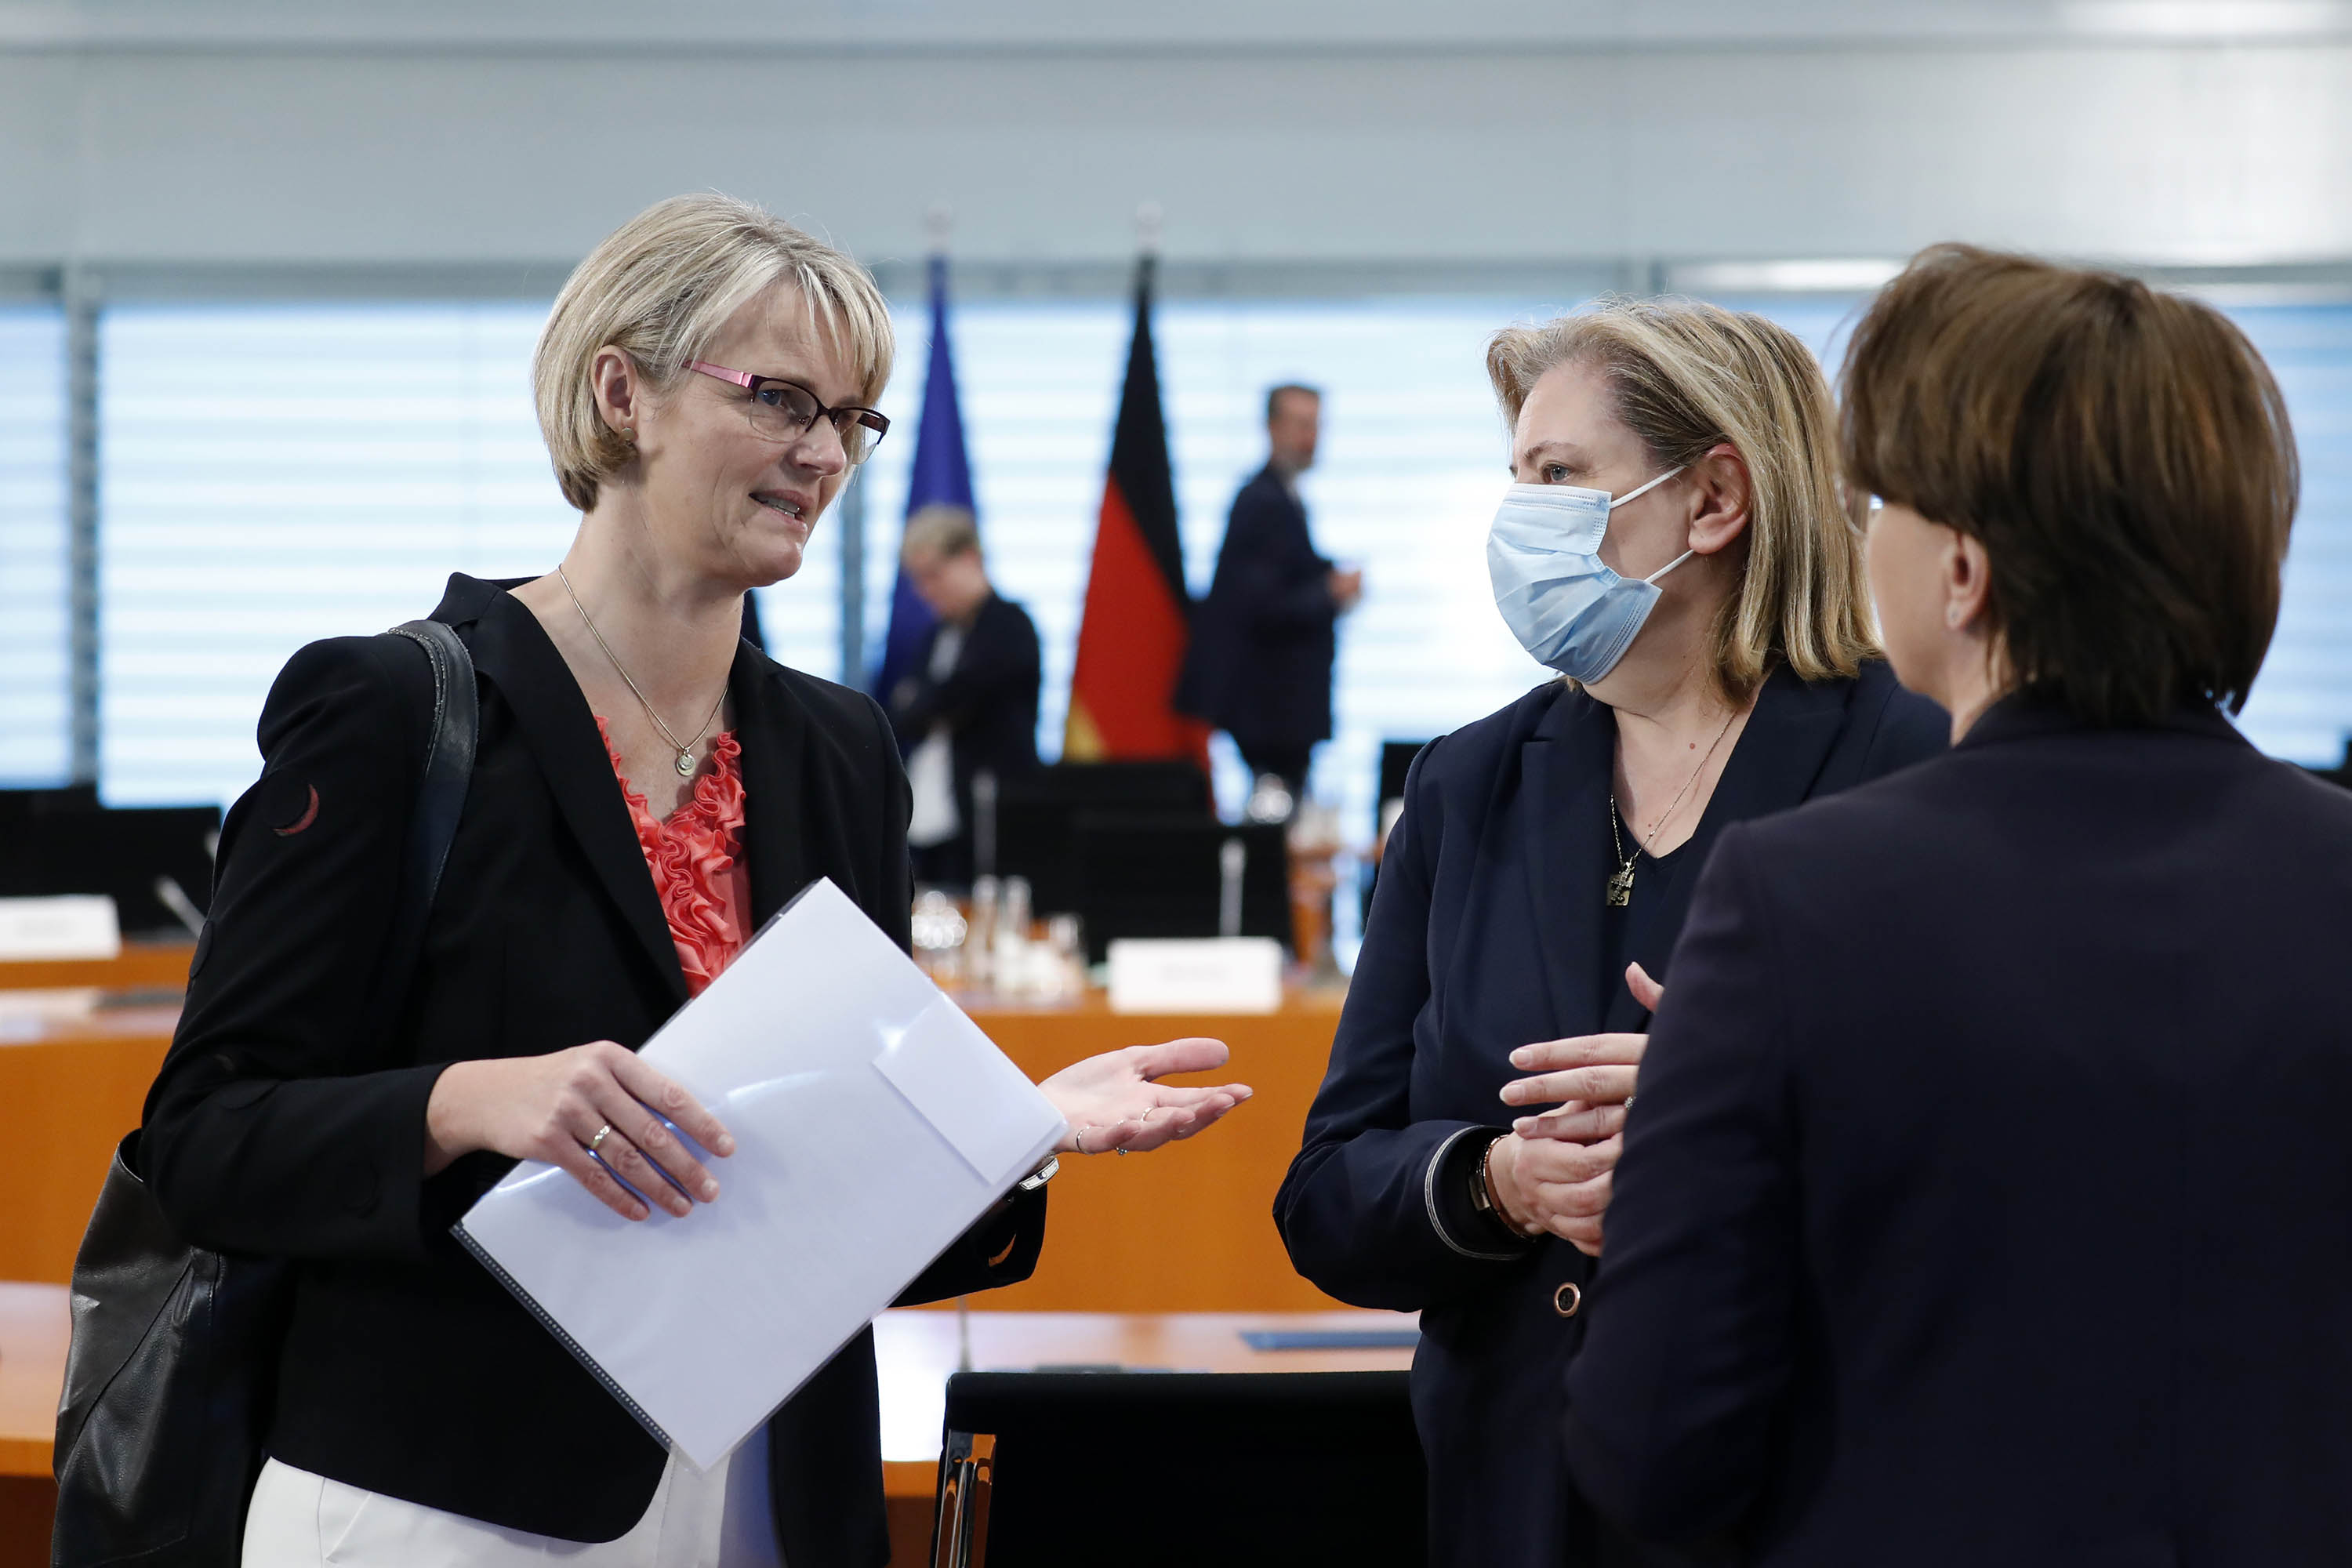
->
[272,785,321,837]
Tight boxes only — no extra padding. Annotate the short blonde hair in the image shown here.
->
[902,503,981,564]
[534,193,895,512]
[1486,298,1878,700]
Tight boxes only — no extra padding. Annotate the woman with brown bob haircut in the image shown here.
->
[1275,296,1947,1567]
[1562,245,2352,1566]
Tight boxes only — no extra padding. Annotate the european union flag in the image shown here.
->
[870,252,975,727]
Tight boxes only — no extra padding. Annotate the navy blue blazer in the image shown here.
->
[1174,464,1338,750]
[1275,661,1945,1567]
[1566,701,2352,1566]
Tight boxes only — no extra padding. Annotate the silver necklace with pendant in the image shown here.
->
[1606,704,1740,907]
[557,565,727,778]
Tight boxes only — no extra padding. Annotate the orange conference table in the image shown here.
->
[3,946,1356,1311]
[0,1283,1416,1568]
[4,949,1390,1564]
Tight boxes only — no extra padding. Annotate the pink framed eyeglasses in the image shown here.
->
[685,361,890,465]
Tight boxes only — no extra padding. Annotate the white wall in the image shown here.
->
[3,1,2351,271]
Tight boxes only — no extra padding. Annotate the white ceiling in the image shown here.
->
[6,0,2351,51]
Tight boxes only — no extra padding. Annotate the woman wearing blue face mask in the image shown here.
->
[1274,299,1948,1567]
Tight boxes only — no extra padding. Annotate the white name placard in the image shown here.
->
[0,895,122,962]
[1106,937,1283,1014]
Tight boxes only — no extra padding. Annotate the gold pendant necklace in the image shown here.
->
[1606,801,1638,907]
[1606,702,1742,907]
[556,566,727,778]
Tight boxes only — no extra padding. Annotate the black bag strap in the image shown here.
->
[378,618,478,995]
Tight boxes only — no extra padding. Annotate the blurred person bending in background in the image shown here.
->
[887,503,1041,887]
[1563,247,2352,1566]
[1177,383,1363,811]
[1275,299,1946,1568]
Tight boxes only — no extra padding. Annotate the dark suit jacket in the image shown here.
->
[1565,699,2352,1566]
[1571,700,2352,1568]
[141,574,1045,1563]
[887,591,1042,873]
[1175,464,1338,749]
[1274,662,1946,1568]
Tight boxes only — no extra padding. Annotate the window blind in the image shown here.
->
[0,307,71,784]
[96,301,839,808]
[86,290,2352,821]
[1721,292,2352,767]
[2223,304,2352,768]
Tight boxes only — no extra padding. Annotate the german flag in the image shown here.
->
[1063,256,1209,766]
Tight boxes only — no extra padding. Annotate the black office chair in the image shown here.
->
[1363,739,1431,924]
[1376,741,1430,824]
[1070,815,1290,964]
[0,783,101,818]
[0,802,221,938]
[993,763,1214,913]
[931,1370,1425,1567]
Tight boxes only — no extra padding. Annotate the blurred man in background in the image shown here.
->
[1178,384,1363,816]
[888,504,1042,886]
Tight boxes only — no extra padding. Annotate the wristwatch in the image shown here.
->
[1017,1154,1060,1192]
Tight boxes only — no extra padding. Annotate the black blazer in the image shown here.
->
[1175,464,1338,749]
[1273,662,1946,1567]
[141,574,1045,1563]
[887,591,1042,866]
[1566,701,2352,1566]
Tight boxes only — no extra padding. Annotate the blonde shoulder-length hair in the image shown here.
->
[534,193,895,513]
[1486,297,1878,701]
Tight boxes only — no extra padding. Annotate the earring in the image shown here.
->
[1947,605,1963,626]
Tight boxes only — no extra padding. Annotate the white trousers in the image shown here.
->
[241,1426,784,1568]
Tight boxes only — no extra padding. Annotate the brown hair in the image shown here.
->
[1487,298,1879,702]
[1842,244,2297,724]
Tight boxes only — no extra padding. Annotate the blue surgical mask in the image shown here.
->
[1486,467,1690,682]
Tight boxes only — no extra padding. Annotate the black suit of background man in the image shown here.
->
[887,506,1041,887]
[1178,384,1363,797]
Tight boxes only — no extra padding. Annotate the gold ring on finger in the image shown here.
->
[589,1124,614,1153]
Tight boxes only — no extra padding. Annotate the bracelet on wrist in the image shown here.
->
[1473,1132,1541,1240]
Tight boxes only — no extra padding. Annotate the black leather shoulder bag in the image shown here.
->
[50,619,478,1568]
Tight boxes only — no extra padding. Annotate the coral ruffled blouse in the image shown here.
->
[594,717,751,996]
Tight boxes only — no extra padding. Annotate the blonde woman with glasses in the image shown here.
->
[139,194,1248,1568]
[1276,299,1946,1566]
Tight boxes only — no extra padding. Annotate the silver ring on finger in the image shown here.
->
[1076,1124,1098,1156]
[589,1123,615,1153]
[1624,1095,1637,1109]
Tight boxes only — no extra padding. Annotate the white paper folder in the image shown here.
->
[453,877,1067,1471]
